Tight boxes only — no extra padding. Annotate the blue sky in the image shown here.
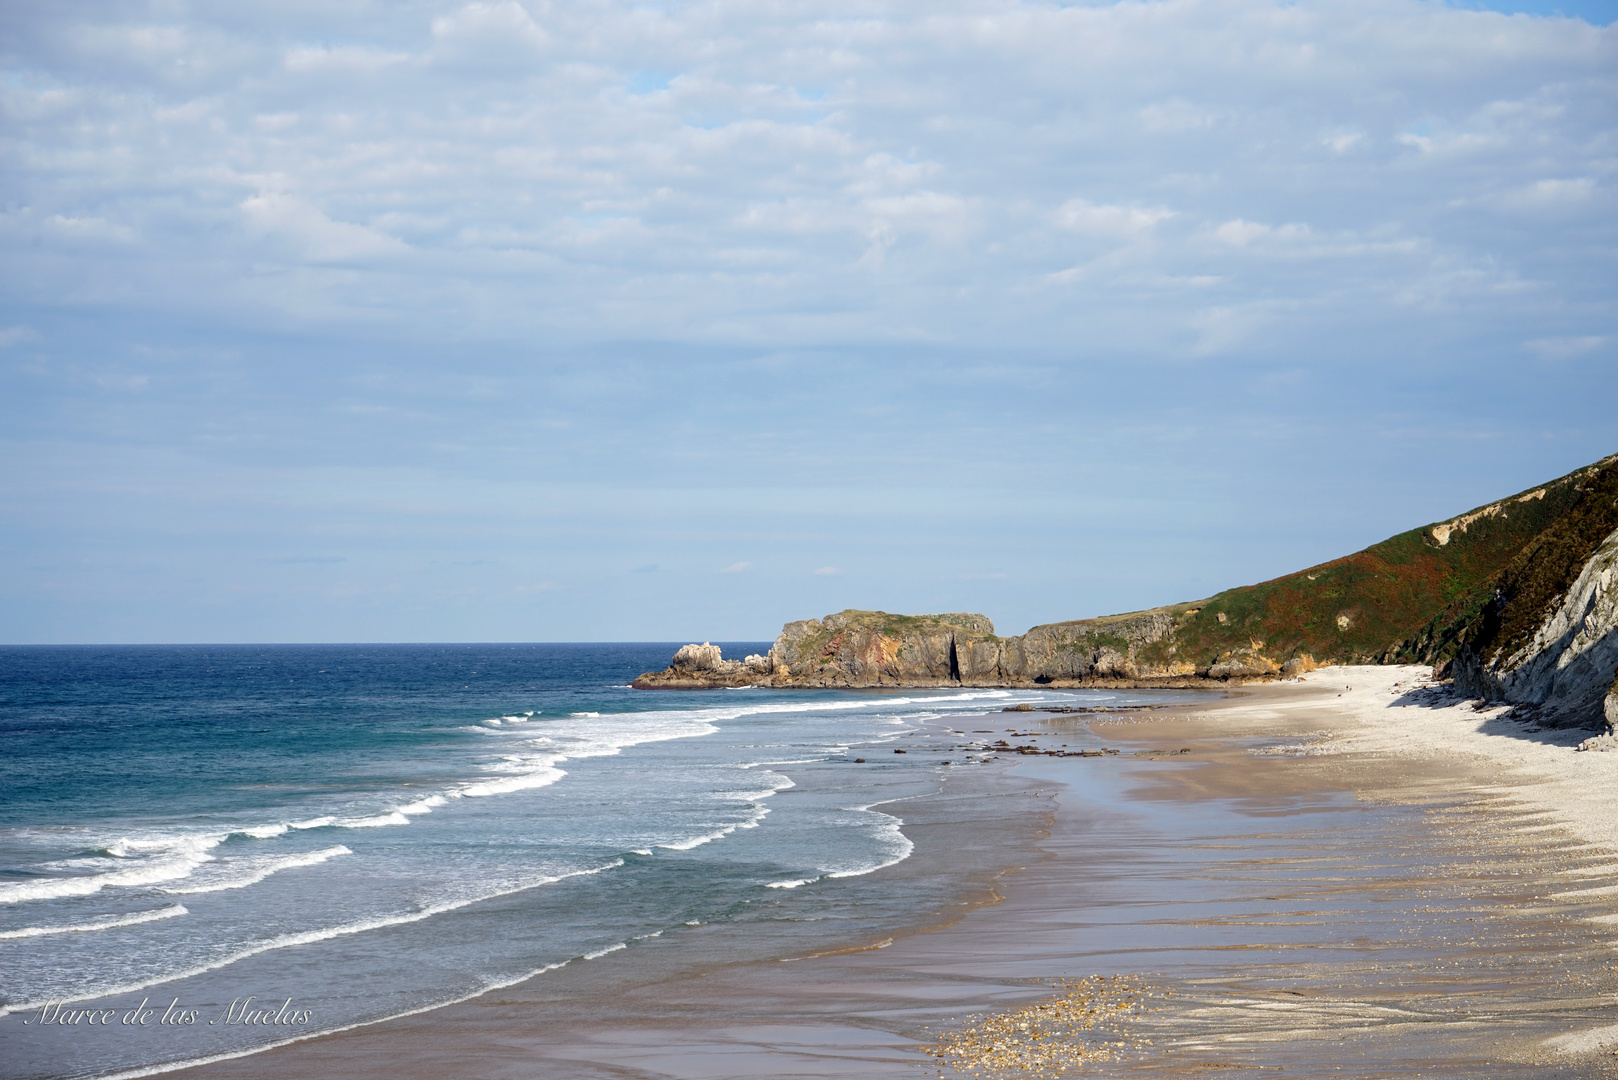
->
[2,0,1614,644]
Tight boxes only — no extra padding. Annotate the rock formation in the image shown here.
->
[631,642,774,688]
[1452,520,1618,729]
[632,609,1273,690]
[633,453,1618,725]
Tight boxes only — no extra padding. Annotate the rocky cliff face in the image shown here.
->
[632,608,1276,690]
[761,610,999,687]
[632,453,1618,711]
[1453,523,1618,729]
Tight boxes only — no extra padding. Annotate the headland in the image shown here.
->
[635,453,1618,737]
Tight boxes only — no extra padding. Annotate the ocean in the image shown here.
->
[0,644,1189,1080]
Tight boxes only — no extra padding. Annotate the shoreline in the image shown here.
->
[148,669,1618,1076]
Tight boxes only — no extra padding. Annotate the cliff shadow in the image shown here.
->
[1389,682,1602,747]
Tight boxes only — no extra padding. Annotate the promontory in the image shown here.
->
[634,453,1618,733]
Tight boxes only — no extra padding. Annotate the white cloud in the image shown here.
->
[1055,199,1174,238]
[721,561,752,574]
[46,215,135,244]
[1210,219,1271,247]
[0,0,1609,355]
[284,46,410,73]
[240,192,409,263]
[1499,177,1597,209]
[1189,304,1275,355]
[1139,100,1222,133]
[1,0,1614,647]
[0,326,41,348]
[1525,335,1606,360]
[813,566,840,575]
[430,1,550,67]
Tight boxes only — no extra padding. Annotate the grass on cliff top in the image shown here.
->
[1440,460,1618,666]
[773,455,1615,675]
[1155,455,1616,667]
[780,610,1000,665]
[826,610,999,639]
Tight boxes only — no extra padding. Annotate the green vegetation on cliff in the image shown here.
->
[1131,455,1617,671]
[636,454,1617,701]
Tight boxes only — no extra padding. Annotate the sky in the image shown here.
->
[1,0,1614,645]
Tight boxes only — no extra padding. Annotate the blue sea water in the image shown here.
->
[0,644,1184,1079]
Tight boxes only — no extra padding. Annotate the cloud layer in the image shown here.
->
[0,1,1613,641]
[4,0,1612,355]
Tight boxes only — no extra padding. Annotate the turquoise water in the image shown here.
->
[0,644,1186,1079]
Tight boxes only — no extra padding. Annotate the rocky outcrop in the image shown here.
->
[762,610,995,687]
[631,641,774,688]
[632,608,1282,690]
[1453,524,1618,729]
[632,453,1618,702]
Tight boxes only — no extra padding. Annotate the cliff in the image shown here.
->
[631,607,1289,690]
[633,453,1618,727]
[1447,468,1618,727]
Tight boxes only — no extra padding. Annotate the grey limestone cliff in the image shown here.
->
[1454,524,1618,729]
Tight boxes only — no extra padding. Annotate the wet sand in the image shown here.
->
[173,667,1618,1079]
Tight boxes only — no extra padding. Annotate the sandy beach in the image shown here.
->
[170,666,1618,1080]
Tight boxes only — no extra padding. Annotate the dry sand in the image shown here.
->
[173,667,1618,1080]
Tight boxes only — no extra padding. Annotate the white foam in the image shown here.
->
[582,942,627,960]
[340,811,410,828]
[179,702,729,848]
[459,765,565,798]
[723,784,795,803]
[823,798,918,879]
[0,859,626,1017]
[765,878,817,889]
[657,797,773,851]
[289,816,335,830]
[657,827,736,852]
[0,904,189,939]
[162,846,351,895]
[0,836,222,904]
